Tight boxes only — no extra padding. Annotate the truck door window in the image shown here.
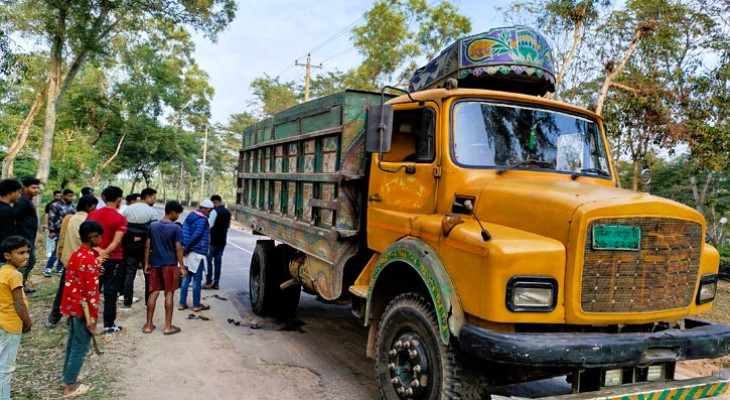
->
[381,108,435,163]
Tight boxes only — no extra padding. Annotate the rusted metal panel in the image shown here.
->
[237,90,389,300]
[582,218,702,313]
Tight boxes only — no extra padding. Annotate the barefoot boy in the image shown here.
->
[144,201,187,335]
[0,236,32,399]
[60,220,104,397]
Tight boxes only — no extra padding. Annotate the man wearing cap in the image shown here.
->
[179,200,213,312]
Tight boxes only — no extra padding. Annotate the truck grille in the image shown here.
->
[581,218,702,313]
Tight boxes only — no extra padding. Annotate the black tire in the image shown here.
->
[375,293,490,400]
[248,241,301,318]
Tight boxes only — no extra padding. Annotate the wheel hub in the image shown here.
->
[388,333,430,399]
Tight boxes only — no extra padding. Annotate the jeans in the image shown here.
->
[206,245,225,286]
[100,259,124,328]
[62,317,91,384]
[45,235,63,272]
[122,250,145,307]
[180,260,204,308]
[48,269,67,325]
[17,242,36,286]
[0,328,21,400]
[45,235,53,256]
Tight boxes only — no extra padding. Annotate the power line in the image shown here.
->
[321,47,356,65]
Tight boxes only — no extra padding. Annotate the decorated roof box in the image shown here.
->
[409,25,556,96]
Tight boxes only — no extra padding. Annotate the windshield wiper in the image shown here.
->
[496,159,554,175]
[571,168,610,180]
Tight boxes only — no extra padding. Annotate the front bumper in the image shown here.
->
[534,369,729,400]
[458,318,730,368]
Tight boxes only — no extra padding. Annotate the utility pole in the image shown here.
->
[295,54,322,102]
[199,125,209,203]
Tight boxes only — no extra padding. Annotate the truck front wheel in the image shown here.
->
[375,293,490,400]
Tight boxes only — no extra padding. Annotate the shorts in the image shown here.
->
[148,266,179,293]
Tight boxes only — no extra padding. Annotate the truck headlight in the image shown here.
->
[696,274,718,305]
[506,277,558,312]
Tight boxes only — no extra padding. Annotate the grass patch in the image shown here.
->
[13,253,131,399]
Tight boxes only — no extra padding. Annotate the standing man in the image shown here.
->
[87,186,126,334]
[80,187,94,197]
[47,195,99,327]
[0,180,21,260]
[14,178,40,292]
[121,188,158,309]
[43,190,62,257]
[120,193,140,215]
[143,201,186,335]
[45,189,75,277]
[204,195,231,290]
[179,200,213,312]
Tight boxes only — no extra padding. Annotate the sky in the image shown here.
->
[191,0,515,124]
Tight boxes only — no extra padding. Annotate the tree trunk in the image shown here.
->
[631,159,639,191]
[131,173,139,193]
[548,22,582,99]
[91,134,125,187]
[2,84,47,179]
[595,27,647,115]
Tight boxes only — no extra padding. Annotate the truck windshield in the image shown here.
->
[452,101,610,177]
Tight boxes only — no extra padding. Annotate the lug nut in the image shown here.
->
[394,341,403,350]
[391,377,400,385]
[412,365,421,374]
[411,379,420,388]
[396,387,405,395]
[405,388,414,396]
[388,363,396,371]
[389,349,397,356]
[409,349,418,359]
[403,341,411,349]
[410,339,419,348]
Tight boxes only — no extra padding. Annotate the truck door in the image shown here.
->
[367,105,438,252]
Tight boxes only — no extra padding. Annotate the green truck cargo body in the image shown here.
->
[236,90,387,301]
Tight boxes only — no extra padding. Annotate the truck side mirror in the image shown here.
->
[366,104,394,153]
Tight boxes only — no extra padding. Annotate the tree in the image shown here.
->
[249,75,300,117]
[350,0,471,89]
[0,0,236,185]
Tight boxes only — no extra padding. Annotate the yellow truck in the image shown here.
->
[236,26,730,400]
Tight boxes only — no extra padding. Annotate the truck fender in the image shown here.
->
[365,238,464,345]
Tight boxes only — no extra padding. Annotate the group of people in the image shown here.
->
[0,177,232,398]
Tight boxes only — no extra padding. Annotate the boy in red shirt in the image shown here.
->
[60,220,103,397]
[87,186,127,334]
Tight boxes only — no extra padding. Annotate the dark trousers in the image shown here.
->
[48,269,66,325]
[17,242,36,286]
[206,245,225,286]
[122,250,146,307]
[100,259,123,328]
[62,317,91,384]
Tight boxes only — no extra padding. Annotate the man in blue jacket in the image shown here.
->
[179,200,213,312]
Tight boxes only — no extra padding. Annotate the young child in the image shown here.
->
[60,221,104,398]
[0,236,32,400]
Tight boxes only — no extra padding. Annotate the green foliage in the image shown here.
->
[250,74,300,117]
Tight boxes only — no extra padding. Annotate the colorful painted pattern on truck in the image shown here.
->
[409,25,556,95]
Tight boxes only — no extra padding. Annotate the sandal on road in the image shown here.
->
[163,326,181,335]
[178,305,188,311]
[63,384,92,398]
[192,304,210,312]
[142,325,156,334]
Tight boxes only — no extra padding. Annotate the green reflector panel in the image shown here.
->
[592,224,641,251]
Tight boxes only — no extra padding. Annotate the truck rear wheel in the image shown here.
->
[249,241,300,318]
[375,293,490,400]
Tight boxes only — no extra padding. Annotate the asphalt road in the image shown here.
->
[212,219,573,399]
